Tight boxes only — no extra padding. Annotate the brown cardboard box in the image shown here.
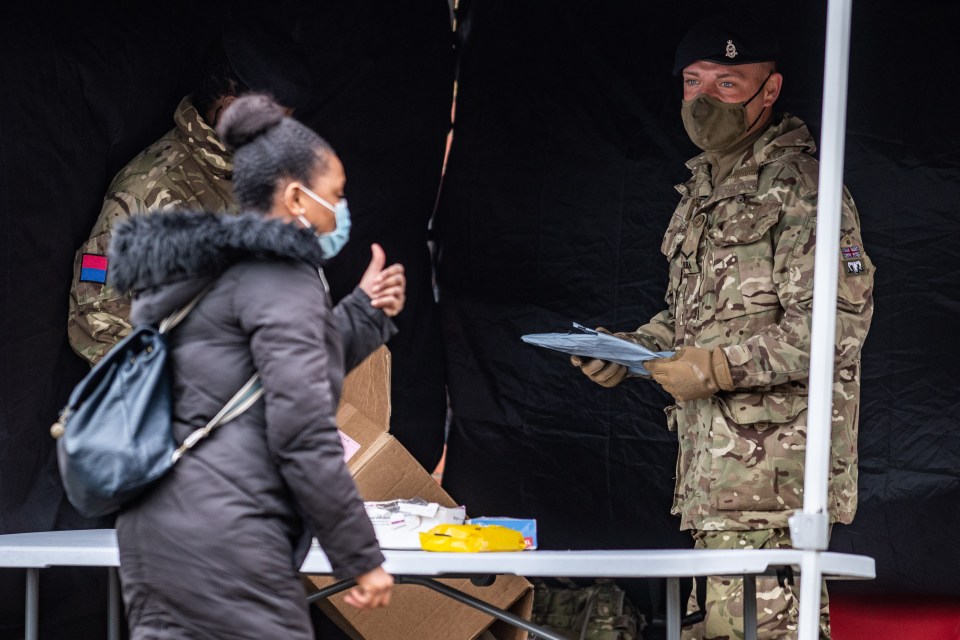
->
[309,347,533,640]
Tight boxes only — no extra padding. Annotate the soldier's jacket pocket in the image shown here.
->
[706,201,782,320]
[660,211,688,259]
[710,392,808,512]
[714,391,807,431]
[708,200,781,247]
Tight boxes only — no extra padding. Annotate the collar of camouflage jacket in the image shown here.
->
[677,114,816,199]
[173,96,234,179]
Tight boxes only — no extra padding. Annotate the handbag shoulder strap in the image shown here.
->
[171,373,263,464]
[158,284,214,335]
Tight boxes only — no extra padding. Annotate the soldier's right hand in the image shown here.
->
[571,354,628,388]
[570,326,629,388]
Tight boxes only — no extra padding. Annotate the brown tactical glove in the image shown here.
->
[645,346,734,402]
[570,327,629,388]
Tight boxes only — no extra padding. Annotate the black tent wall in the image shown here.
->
[1,0,959,638]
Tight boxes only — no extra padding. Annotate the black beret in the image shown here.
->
[673,14,779,76]
[222,20,314,111]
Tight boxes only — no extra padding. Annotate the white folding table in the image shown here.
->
[0,529,874,640]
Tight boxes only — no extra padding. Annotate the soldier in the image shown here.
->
[573,14,875,640]
[68,21,310,363]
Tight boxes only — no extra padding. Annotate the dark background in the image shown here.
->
[2,1,958,637]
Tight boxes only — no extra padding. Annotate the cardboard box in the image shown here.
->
[309,347,533,640]
[315,574,534,640]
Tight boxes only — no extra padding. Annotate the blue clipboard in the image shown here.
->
[522,323,673,376]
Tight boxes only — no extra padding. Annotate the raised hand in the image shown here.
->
[358,243,406,317]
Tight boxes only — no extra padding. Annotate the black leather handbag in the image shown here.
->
[52,291,261,518]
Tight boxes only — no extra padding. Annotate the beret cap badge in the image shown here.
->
[725,40,738,59]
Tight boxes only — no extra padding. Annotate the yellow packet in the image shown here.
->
[419,523,526,552]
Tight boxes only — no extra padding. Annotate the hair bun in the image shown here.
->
[216,94,285,151]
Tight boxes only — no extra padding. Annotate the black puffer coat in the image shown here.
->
[109,212,395,639]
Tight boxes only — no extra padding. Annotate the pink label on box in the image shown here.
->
[339,430,361,462]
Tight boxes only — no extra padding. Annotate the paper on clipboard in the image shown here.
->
[521,323,674,376]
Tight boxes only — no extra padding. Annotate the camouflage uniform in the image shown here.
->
[532,579,643,640]
[680,529,831,640]
[68,96,238,363]
[631,115,874,638]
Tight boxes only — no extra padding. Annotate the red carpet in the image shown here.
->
[832,593,960,640]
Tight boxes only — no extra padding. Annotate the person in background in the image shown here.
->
[108,93,404,638]
[573,14,874,639]
[68,20,310,364]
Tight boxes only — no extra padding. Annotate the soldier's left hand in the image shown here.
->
[646,346,734,402]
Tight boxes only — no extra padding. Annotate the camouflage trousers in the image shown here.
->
[680,529,831,640]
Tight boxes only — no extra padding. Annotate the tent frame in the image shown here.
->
[787,1,858,638]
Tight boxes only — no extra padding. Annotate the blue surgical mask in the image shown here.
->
[297,186,351,259]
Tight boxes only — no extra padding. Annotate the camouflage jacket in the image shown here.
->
[635,115,875,531]
[67,96,238,364]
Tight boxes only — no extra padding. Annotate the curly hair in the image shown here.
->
[216,94,334,213]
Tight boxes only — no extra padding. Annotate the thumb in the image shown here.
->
[645,358,666,373]
[363,243,386,278]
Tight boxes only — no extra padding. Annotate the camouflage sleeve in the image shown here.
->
[635,309,676,351]
[66,192,147,364]
[721,187,875,388]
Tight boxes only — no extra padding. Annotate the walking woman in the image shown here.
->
[108,94,402,638]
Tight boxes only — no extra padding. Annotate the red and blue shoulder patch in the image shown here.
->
[79,253,108,284]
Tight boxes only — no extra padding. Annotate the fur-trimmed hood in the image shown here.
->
[109,211,326,294]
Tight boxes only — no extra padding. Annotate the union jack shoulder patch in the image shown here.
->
[841,245,862,260]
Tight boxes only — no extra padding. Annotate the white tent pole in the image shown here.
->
[788,0,854,639]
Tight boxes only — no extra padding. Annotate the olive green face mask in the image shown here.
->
[680,74,770,152]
